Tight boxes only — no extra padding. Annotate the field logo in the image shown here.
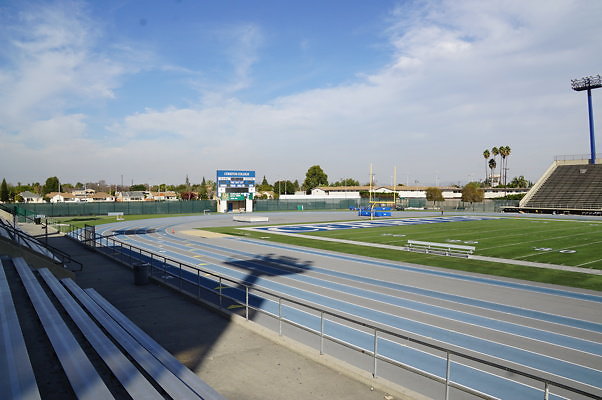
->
[534,247,577,254]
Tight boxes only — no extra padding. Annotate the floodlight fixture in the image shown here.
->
[571,74,601,164]
[571,74,602,91]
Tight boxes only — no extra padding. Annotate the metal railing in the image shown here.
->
[0,214,83,272]
[65,227,600,400]
[554,154,601,162]
[523,202,602,211]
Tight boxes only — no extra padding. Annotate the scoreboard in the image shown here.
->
[216,170,255,200]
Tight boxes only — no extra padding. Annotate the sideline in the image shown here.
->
[241,227,602,276]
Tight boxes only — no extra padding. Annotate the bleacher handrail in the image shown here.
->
[67,227,600,400]
[0,219,83,271]
[554,153,601,162]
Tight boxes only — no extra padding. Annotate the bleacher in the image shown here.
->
[520,162,602,213]
[0,256,224,400]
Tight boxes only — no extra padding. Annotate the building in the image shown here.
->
[19,191,44,203]
[216,170,255,212]
[46,192,78,203]
[281,185,528,201]
[115,191,147,202]
[149,191,178,201]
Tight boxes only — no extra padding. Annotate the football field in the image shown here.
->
[286,216,602,269]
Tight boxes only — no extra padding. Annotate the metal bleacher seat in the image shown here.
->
[525,164,602,210]
[13,258,114,399]
[0,258,41,400]
[37,269,164,400]
[5,257,224,400]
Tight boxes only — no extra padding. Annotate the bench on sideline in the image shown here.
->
[406,240,475,257]
[5,257,224,400]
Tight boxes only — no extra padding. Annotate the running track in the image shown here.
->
[86,214,602,399]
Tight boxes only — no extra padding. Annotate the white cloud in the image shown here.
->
[2,3,112,122]
[1,0,601,185]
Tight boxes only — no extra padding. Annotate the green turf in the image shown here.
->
[204,218,602,292]
[301,217,602,269]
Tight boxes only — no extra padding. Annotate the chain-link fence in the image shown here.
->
[253,198,369,211]
[254,198,519,213]
[4,198,519,218]
[6,200,217,218]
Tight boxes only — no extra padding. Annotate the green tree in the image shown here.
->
[273,180,295,195]
[461,182,484,204]
[425,187,444,207]
[508,176,530,188]
[303,165,328,193]
[130,184,147,191]
[43,176,60,195]
[256,176,273,192]
[0,178,9,202]
[499,145,511,186]
[491,147,499,184]
[482,149,490,186]
[199,177,209,200]
[488,158,497,186]
[332,178,360,187]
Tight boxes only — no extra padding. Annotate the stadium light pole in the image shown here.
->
[571,74,601,164]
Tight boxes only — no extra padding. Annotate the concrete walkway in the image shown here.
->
[13,223,414,400]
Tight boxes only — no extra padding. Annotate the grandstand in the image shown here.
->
[515,156,602,215]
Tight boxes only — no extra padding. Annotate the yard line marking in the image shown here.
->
[479,230,599,252]
[576,258,602,267]
[514,238,602,261]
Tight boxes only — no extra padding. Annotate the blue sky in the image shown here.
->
[1,0,601,187]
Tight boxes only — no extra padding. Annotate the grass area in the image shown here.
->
[303,217,602,269]
[204,220,602,292]
[52,214,201,230]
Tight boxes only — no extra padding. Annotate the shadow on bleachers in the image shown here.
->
[1,256,224,399]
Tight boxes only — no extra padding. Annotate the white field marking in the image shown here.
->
[514,239,602,261]
[271,264,602,358]
[234,232,602,305]
[122,224,602,335]
[180,249,602,371]
[576,258,602,267]
[478,229,600,252]
[177,242,602,358]
[503,216,602,225]
[280,303,575,400]
[253,277,602,387]
[476,223,596,249]
[482,223,602,244]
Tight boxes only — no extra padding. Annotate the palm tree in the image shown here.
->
[491,147,499,186]
[498,146,507,186]
[503,146,511,185]
[483,149,490,185]
[488,158,497,186]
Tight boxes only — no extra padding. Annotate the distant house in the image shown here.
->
[115,191,147,202]
[87,192,115,202]
[45,192,78,203]
[72,188,96,201]
[19,191,44,203]
[150,191,178,201]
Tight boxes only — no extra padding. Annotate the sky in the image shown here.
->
[1,0,601,188]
